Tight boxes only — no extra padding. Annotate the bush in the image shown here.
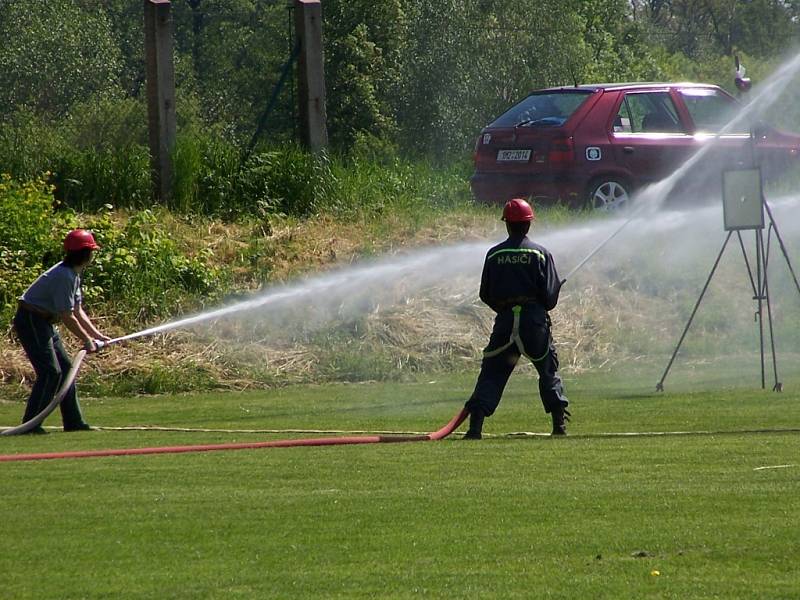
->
[53,145,151,211]
[0,109,69,181]
[0,174,223,328]
[82,208,223,324]
[173,130,336,218]
[0,174,77,322]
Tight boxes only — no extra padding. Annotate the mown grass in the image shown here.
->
[1,367,799,599]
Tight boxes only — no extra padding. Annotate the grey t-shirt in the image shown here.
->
[21,262,82,316]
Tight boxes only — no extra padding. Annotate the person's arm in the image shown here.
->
[74,304,110,342]
[540,253,563,312]
[478,256,500,313]
[59,309,97,351]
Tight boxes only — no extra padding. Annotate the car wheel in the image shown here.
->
[588,178,630,211]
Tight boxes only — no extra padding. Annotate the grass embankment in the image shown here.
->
[1,369,799,598]
[0,205,495,397]
[4,160,800,400]
[1,170,594,399]
[0,158,505,398]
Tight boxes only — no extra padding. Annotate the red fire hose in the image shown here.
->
[0,408,468,463]
[1,338,470,462]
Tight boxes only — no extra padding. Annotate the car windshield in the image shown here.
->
[680,89,747,134]
[490,91,592,128]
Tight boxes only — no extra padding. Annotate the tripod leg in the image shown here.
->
[657,232,732,392]
[763,227,782,392]
[764,201,800,298]
[756,230,765,389]
[737,231,758,296]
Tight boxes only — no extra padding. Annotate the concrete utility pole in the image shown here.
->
[144,0,177,201]
[294,0,328,151]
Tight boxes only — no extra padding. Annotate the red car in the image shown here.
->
[471,82,800,209]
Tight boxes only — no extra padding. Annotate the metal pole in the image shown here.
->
[756,229,765,389]
[763,226,782,391]
[657,232,732,391]
[764,200,800,298]
[736,230,758,296]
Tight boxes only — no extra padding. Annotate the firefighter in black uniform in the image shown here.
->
[464,198,570,438]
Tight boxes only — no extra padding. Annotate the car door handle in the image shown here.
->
[623,146,635,154]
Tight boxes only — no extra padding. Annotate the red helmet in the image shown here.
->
[64,229,100,252]
[502,198,534,223]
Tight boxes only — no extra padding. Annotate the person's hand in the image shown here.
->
[83,339,98,353]
[96,333,112,342]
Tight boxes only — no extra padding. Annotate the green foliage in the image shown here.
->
[169,0,295,141]
[328,151,471,219]
[82,208,222,323]
[631,0,800,59]
[0,174,76,320]
[0,109,70,181]
[0,0,122,117]
[0,174,222,327]
[324,0,406,147]
[84,362,221,397]
[0,97,151,211]
[173,131,335,218]
[54,145,152,211]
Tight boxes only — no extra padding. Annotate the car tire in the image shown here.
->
[587,177,631,211]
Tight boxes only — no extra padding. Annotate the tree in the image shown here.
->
[0,0,122,117]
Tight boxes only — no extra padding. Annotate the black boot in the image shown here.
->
[551,406,570,436]
[463,409,485,440]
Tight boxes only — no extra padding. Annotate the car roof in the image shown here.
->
[537,82,723,93]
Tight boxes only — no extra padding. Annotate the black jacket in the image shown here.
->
[479,235,562,313]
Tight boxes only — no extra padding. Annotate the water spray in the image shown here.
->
[563,51,800,281]
[561,214,636,282]
[6,54,800,442]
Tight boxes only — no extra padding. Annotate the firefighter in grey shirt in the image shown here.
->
[13,229,110,433]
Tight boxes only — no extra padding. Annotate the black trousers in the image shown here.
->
[466,305,568,417]
[12,308,85,428]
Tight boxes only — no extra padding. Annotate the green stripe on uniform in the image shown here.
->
[487,248,545,262]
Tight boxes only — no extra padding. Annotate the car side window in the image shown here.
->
[615,92,685,134]
[680,89,742,133]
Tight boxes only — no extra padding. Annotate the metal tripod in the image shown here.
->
[657,200,800,392]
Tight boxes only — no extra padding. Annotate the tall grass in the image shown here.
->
[0,94,475,220]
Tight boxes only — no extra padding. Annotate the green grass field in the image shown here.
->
[2,365,799,599]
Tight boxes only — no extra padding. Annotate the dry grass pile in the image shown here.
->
[1,275,662,401]
[7,206,790,399]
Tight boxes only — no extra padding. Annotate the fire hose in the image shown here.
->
[1,217,622,446]
[1,350,88,437]
[0,404,467,463]
[0,336,468,461]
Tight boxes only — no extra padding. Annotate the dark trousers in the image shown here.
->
[466,306,568,417]
[12,308,85,428]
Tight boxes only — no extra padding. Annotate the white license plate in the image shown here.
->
[497,149,531,162]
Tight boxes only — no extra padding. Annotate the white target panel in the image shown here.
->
[722,168,764,231]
